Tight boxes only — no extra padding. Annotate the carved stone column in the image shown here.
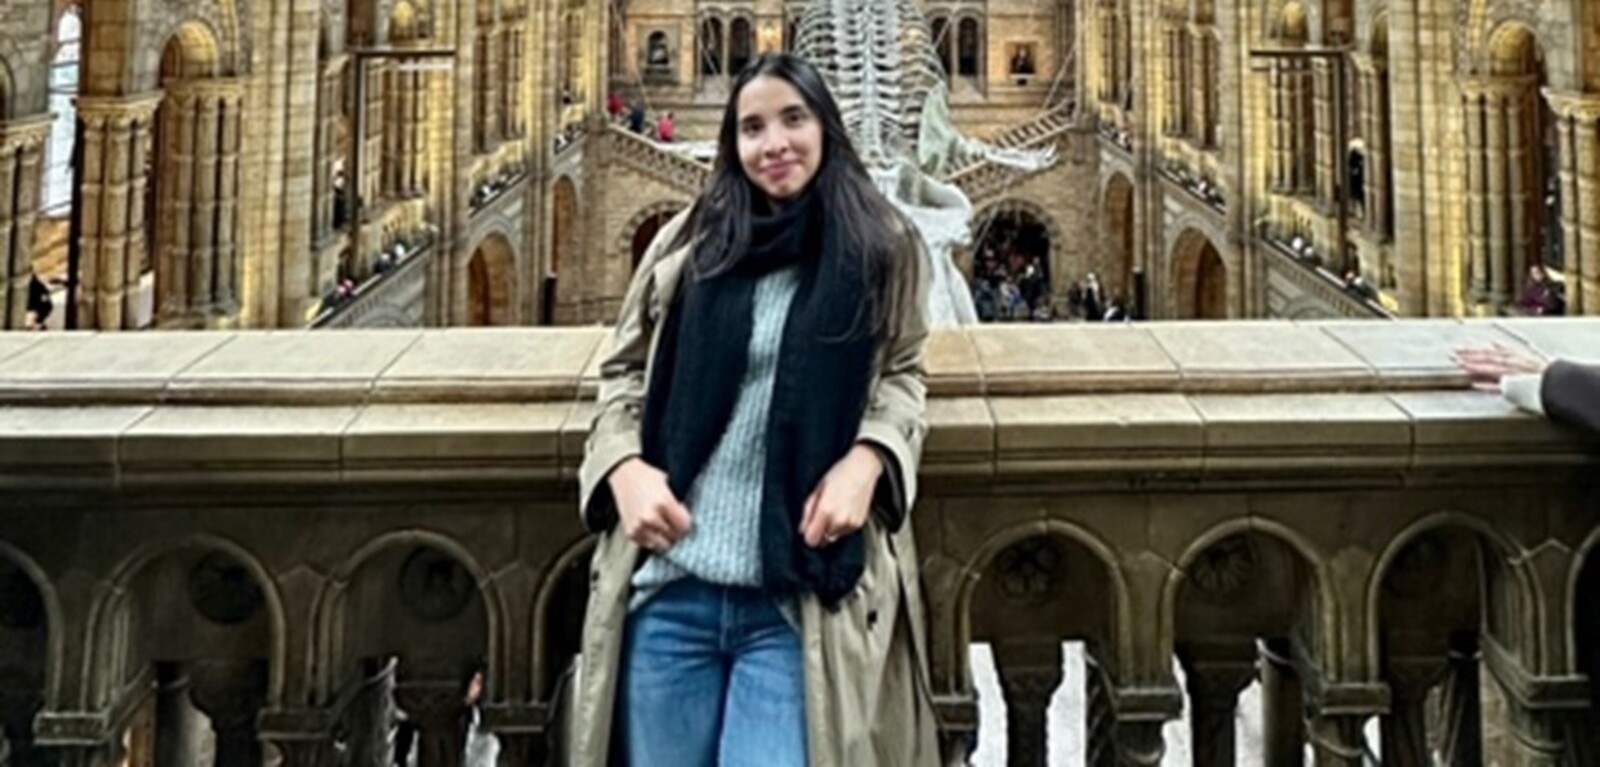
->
[1464,81,1492,304]
[215,86,242,316]
[0,116,51,330]
[364,63,386,215]
[1313,59,1337,204]
[1382,656,1447,767]
[991,641,1064,767]
[393,680,468,767]
[1486,86,1513,307]
[156,79,245,326]
[75,93,161,330]
[1259,639,1305,767]
[1179,649,1256,766]
[1505,82,1534,294]
[1190,27,1214,147]
[154,666,206,767]
[1544,90,1600,315]
[188,660,269,767]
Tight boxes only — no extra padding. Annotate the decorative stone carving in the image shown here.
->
[187,553,264,626]
[1188,534,1257,601]
[399,546,474,623]
[994,538,1062,605]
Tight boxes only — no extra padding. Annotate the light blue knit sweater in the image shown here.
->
[630,265,803,609]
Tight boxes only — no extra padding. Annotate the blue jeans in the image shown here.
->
[618,578,807,766]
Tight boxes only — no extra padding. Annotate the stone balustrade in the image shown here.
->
[0,320,1596,766]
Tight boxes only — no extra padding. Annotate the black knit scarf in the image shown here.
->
[640,188,877,607]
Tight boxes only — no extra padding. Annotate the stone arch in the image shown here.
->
[1102,173,1137,301]
[467,231,517,326]
[85,534,287,707]
[158,20,222,82]
[1269,0,1312,43]
[311,530,506,703]
[1169,227,1228,319]
[951,520,1134,687]
[973,197,1065,284]
[0,541,64,709]
[1364,512,1543,679]
[1159,518,1340,672]
[530,537,595,698]
[0,546,54,764]
[618,201,687,273]
[1566,527,1600,684]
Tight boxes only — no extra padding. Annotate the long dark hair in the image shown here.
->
[667,53,918,341]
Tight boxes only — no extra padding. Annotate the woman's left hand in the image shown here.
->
[800,444,884,548]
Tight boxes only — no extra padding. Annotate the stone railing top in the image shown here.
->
[0,319,1595,489]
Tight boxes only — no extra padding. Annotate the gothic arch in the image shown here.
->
[467,231,517,326]
[0,541,64,708]
[157,20,223,82]
[311,530,507,703]
[1102,173,1137,297]
[530,536,595,697]
[1566,526,1600,676]
[1364,511,1543,680]
[1158,518,1340,674]
[951,520,1134,687]
[85,534,288,707]
[618,201,687,273]
[973,197,1065,265]
[1169,226,1229,319]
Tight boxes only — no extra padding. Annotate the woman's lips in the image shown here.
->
[764,162,796,181]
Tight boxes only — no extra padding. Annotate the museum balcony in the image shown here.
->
[0,319,1596,766]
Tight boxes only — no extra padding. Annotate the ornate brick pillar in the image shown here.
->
[1178,647,1255,766]
[1544,90,1600,315]
[1313,59,1337,205]
[75,93,160,330]
[315,55,346,245]
[991,641,1063,767]
[1162,25,1180,137]
[1270,63,1292,192]
[1486,84,1514,307]
[155,80,244,326]
[363,63,386,216]
[0,116,51,330]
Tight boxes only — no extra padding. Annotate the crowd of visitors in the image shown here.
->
[970,247,1131,323]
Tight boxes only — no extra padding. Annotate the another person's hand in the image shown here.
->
[1454,344,1548,393]
[800,445,884,548]
[607,458,692,552]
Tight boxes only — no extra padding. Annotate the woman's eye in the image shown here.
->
[785,112,805,126]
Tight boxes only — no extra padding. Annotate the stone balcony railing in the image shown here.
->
[0,320,1597,766]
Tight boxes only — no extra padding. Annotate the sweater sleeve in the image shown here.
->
[1541,360,1600,434]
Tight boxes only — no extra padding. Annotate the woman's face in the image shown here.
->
[736,75,823,204]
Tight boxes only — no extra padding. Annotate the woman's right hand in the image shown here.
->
[607,457,693,552]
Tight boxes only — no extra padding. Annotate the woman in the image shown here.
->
[573,53,941,766]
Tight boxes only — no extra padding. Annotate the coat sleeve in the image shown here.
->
[1541,359,1600,434]
[576,211,690,532]
[855,228,932,533]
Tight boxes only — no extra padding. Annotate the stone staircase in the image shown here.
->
[601,124,711,195]
[949,100,1080,206]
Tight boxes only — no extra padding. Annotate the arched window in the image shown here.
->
[729,17,754,74]
[957,17,982,78]
[699,17,724,76]
[43,8,82,216]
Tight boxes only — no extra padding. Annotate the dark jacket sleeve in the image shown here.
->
[1541,360,1600,434]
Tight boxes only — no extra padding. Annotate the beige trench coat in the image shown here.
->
[569,210,943,766]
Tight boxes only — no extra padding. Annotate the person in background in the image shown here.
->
[26,274,52,330]
[656,110,676,143]
[1518,264,1566,316]
[1457,344,1600,433]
